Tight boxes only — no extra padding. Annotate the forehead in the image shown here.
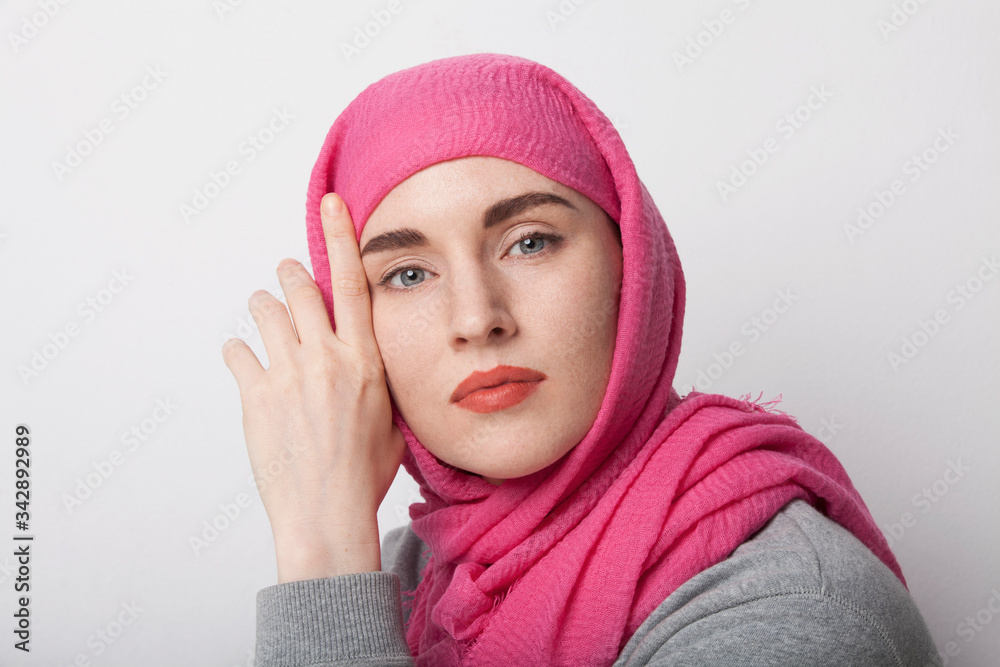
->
[360,156,580,240]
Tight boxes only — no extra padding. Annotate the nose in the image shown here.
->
[447,262,516,348]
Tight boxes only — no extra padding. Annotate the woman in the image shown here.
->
[223,53,941,666]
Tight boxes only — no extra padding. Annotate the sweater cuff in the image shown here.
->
[255,571,414,666]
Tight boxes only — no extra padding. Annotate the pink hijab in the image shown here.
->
[304,53,904,666]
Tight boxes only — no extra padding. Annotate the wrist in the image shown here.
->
[272,516,381,582]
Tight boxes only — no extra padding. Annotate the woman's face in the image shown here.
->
[358,156,623,485]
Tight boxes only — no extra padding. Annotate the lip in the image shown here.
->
[451,365,547,413]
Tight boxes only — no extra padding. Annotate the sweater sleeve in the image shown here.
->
[253,524,421,667]
[254,573,415,666]
[616,589,940,666]
[613,500,942,667]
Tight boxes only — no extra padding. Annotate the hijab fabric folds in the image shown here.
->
[303,53,905,666]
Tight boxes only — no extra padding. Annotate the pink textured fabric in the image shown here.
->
[303,53,905,666]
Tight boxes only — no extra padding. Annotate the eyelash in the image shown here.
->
[377,230,563,291]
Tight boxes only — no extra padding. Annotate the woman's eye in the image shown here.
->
[508,233,551,256]
[379,233,558,291]
[385,267,426,288]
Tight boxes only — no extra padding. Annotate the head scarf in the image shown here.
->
[304,53,904,666]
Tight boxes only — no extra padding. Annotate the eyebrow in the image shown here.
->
[359,191,578,259]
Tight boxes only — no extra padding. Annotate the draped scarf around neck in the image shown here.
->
[303,52,905,667]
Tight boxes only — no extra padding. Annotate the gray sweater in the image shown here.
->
[254,499,942,665]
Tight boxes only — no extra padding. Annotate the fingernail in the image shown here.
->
[278,258,299,271]
[323,193,342,216]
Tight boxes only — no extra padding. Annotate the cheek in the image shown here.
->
[563,247,621,415]
[371,304,409,396]
[572,250,620,345]
[529,251,620,379]
[372,300,440,401]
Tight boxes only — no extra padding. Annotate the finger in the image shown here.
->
[221,337,265,388]
[321,193,377,351]
[248,289,299,365]
[274,258,334,345]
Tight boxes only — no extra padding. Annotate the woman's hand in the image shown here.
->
[222,192,406,582]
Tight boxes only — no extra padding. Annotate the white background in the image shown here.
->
[2,1,998,665]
